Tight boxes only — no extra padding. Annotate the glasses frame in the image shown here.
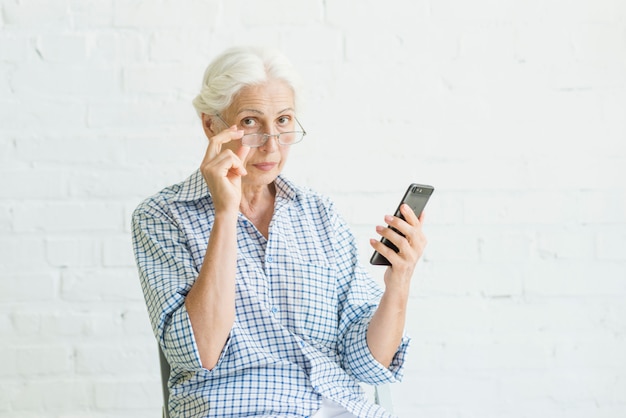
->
[214,113,307,148]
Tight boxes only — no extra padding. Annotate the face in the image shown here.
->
[205,79,296,188]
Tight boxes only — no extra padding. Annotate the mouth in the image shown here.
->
[251,162,277,172]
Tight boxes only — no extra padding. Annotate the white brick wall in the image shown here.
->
[1,0,625,416]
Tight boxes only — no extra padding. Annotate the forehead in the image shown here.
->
[227,79,295,116]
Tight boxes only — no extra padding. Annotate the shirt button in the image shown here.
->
[271,306,278,314]
[266,255,273,263]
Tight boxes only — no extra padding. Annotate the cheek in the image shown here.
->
[279,147,291,162]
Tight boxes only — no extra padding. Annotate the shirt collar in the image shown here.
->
[172,169,210,202]
[173,169,301,203]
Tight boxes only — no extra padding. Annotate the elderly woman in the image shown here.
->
[132,46,427,418]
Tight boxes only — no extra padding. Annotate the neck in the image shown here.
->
[239,183,276,238]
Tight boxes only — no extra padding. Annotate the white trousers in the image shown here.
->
[311,398,358,418]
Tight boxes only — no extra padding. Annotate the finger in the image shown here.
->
[399,203,419,225]
[369,238,400,264]
[235,145,251,168]
[375,225,405,253]
[204,125,244,162]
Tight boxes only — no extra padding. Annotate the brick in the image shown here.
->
[102,234,135,267]
[68,0,114,29]
[120,307,154,336]
[1,100,87,132]
[94,379,160,409]
[46,236,99,268]
[535,229,595,260]
[397,371,500,407]
[237,0,322,26]
[16,345,73,376]
[524,261,626,296]
[0,168,69,199]
[0,33,32,62]
[39,311,95,337]
[516,23,574,64]
[0,270,57,302]
[553,334,626,368]
[458,24,517,62]
[122,64,197,96]
[10,310,42,336]
[122,132,203,167]
[431,0,533,21]
[542,0,626,22]
[86,99,190,130]
[112,0,219,29]
[60,268,143,302]
[13,201,124,233]
[281,27,343,64]
[0,136,17,166]
[11,379,92,411]
[0,347,18,377]
[578,190,626,224]
[0,381,23,412]
[74,342,157,375]
[0,203,13,232]
[464,192,578,225]
[1,0,68,28]
[596,230,626,260]
[86,30,148,64]
[478,232,532,262]
[10,61,121,98]
[14,135,124,165]
[423,230,480,262]
[35,34,87,63]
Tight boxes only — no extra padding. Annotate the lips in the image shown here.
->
[251,162,277,171]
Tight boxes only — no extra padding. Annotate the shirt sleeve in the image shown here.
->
[131,199,207,372]
[330,205,411,385]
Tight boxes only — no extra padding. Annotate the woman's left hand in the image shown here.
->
[369,204,427,290]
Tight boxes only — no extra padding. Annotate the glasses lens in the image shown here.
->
[240,132,305,147]
[241,134,264,147]
[282,131,305,145]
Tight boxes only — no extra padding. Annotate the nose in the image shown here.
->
[259,133,280,151]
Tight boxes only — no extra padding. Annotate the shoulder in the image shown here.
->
[132,170,207,222]
[277,175,336,214]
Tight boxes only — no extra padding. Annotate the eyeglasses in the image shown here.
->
[214,114,307,148]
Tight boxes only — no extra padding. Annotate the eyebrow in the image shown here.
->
[235,107,295,116]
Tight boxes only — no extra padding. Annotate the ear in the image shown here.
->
[201,113,216,139]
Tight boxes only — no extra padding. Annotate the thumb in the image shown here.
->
[230,145,250,176]
[236,145,251,164]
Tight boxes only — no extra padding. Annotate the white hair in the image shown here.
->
[192,46,303,117]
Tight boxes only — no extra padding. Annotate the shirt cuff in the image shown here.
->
[343,319,411,385]
[162,302,205,372]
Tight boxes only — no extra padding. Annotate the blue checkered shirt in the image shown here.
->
[132,170,410,418]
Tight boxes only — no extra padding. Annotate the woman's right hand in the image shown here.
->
[200,125,250,213]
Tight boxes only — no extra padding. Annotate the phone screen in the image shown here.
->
[370,184,434,266]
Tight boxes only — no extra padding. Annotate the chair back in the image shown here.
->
[158,345,171,418]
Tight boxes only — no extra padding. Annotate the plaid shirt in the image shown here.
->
[132,170,409,418]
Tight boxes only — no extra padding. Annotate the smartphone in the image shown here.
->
[369,183,434,266]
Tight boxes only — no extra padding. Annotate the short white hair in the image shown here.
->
[192,46,303,117]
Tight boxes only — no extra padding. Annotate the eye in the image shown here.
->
[277,115,292,127]
[240,117,257,129]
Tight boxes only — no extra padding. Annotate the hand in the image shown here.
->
[200,125,250,213]
[370,204,427,289]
